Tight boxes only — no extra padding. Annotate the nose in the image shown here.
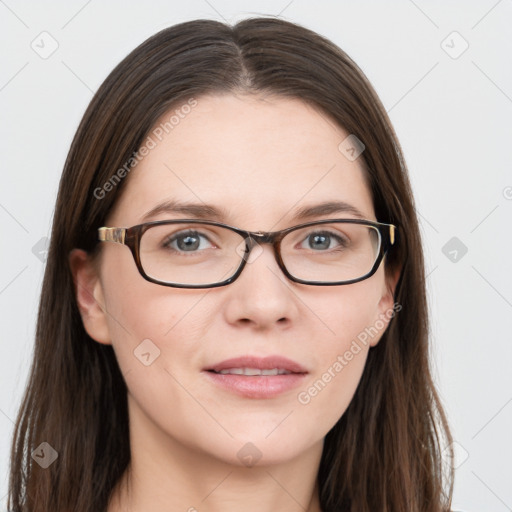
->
[222,238,300,329]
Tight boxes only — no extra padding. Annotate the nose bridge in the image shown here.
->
[246,231,282,262]
[249,231,275,245]
[242,231,282,268]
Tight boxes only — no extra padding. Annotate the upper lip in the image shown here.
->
[204,355,308,374]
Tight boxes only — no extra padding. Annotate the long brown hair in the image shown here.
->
[8,17,453,511]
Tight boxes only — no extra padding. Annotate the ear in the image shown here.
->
[69,248,112,345]
[369,266,401,348]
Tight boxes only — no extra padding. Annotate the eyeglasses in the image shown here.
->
[97,219,397,289]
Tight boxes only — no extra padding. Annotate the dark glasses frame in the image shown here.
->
[98,218,398,289]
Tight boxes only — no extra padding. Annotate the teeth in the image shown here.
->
[217,368,292,376]
[220,368,244,375]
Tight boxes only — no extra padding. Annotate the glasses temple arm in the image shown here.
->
[98,227,126,244]
[389,225,396,245]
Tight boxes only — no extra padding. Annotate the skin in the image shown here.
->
[70,92,399,512]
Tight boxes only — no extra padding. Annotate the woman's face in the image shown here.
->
[74,93,397,467]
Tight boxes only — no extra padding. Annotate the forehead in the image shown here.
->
[107,93,375,229]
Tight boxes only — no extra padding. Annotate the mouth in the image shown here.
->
[204,355,308,374]
[203,355,308,399]
[208,368,294,376]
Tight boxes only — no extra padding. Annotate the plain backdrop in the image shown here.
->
[1,1,511,510]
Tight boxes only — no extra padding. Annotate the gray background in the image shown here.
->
[1,1,511,510]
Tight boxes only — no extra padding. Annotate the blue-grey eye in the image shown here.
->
[301,231,346,251]
[166,231,213,252]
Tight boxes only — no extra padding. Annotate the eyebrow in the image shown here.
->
[140,199,369,223]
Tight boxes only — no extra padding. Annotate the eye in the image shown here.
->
[299,230,348,251]
[163,230,215,253]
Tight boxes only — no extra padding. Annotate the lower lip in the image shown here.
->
[203,371,307,399]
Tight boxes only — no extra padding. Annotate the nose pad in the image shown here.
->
[235,236,264,264]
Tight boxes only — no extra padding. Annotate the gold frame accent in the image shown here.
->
[389,225,395,245]
[98,227,126,244]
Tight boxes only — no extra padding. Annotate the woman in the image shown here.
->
[7,17,454,512]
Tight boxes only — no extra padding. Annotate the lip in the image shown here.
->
[202,355,308,399]
[204,355,308,374]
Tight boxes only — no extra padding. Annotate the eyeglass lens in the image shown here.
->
[139,221,381,286]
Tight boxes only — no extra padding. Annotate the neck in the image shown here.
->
[108,393,324,512]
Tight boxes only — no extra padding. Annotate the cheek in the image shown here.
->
[102,278,207,367]
[100,282,222,448]
[310,278,383,347]
[295,281,383,422]
[98,246,217,395]
[296,338,369,431]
